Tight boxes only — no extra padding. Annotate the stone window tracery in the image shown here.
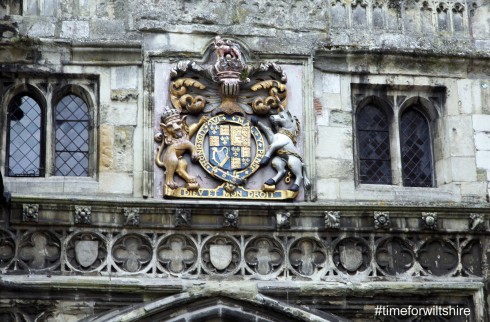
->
[2,77,97,179]
[353,87,441,188]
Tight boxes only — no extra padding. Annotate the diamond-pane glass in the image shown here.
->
[357,104,392,184]
[7,96,43,177]
[55,95,89,176]
[400,108,433,187]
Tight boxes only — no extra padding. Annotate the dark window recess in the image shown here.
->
[400,108,433,187]
[7,96,43,177]
[55,95,90,176]
[357,104,392,184]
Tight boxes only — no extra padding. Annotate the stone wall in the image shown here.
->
[0,0,490,321]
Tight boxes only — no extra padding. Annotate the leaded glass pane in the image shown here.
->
[55,95,89,176]
[7,96,43,177]
[357,104,392,184]
[400,108,434,187]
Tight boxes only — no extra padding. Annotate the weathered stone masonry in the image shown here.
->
[1,0,490,321]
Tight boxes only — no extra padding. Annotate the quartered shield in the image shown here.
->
[209,244,232,270]
[208,123,251,171]
[75,240,99,268]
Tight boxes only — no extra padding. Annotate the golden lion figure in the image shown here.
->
[155,106,208,190]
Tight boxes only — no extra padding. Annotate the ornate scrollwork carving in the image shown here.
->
[201,236,241,275]
[112,234,152,273]
[175,208,192,227]
[22,204,39,222]
[66,232,107,271]
[469,213,485,231]
[245,237,283,275]
[18,231,60,271]
[421,212,437,230]
[123,208,140,227]
[74,206,92,225]
[289,238,326,276]
[223,210,239,228]
[276,211,291,229]
[158,35,308,201]
[157,235,197,275]
[374,211,390,229]
[324,211,340,229]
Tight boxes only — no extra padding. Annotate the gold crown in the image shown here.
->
[161,106,180,123]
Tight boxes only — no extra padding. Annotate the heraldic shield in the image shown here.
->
[209,123,251,171]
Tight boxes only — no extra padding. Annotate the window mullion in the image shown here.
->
[45,93,54,177]
[391,106,403,186]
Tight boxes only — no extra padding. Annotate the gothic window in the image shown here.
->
[400,107,434,187]
[354,89,440,188]
[357,104,392,184]
[7,95,44,177]
[54,94,90,176]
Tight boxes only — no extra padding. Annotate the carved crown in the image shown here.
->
[161,106,181,124]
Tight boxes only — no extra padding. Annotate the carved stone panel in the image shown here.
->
[0,230,15,269]
[157,235,198,275]
[65,232,107,272]
[375,237,414,275]
[245,237,284,275]
[112,234,152,273]
[201,236,241,275]
[18,231,60,271]
[289,238,326,276]
[333,237,370,274]
[417,239,458,276]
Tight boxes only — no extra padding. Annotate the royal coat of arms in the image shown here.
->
[154,36,310,200]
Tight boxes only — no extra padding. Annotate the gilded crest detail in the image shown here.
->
[156,35,309,200]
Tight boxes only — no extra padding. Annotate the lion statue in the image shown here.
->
[155,106,207,190]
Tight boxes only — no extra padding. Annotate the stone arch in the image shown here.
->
[84,291,350,322]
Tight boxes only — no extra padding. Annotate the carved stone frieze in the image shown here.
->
[66,232,107,272]
[157,235,197,275]
[112,234,152,273]
[223,210,239,228]
[123,208,140,227]
[74,206,92,225]
[22,204,39,223]
[175,208,192,227]
[374,211,390,229]
[324,211,340,229]
[245,237,283,275]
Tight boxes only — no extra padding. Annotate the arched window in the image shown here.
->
[399,107,433,187]
[357,104,392,184]
[54,94,90,176]
[7,95,44,177]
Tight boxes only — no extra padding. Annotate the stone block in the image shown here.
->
[316,158,354,180]
[473,115,490,132]
[445,116,475,157]
[457,80,482,114]
[435,158,452,186]
[91,19,125,39]
[113,126,135,172]
[322,74,341,94]
[111,66,139,90]
[451,157,477,182]
[324,93,342,111]
[329,110,352,127]
[101,102,138,126]
[476,151,490,169]
[475,132,490,151]
[26,20,56,38]
[459,182,487,197]
[61,20,90,39]
[99,172,133,194]
[316,178,339,200]
[316,126,353,160]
